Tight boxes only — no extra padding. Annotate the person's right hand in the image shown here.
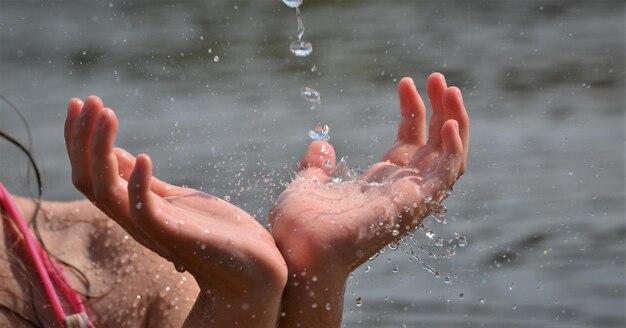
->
[64,97,287,326]
[269,73,469,326]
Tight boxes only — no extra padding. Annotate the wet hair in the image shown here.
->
[0,96,93,326]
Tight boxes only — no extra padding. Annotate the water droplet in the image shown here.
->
[368,251,379,261]
[364,265,371,273]
[388,241,398,250]
[135,202,143,210]
[308,124,329,141]
[175,264,186,273]
[355,296,363,307]
[391,264,398,273]
[282,0,302,8]
[392,229,400,236]
[444,276,451,284]
[459,293,464,299]
[325,302,331,311]
[425,230,435,239]
[434,236,445,247]
[213,55,220,62]
[479,298,486,304]
[300,86,321,109]
[224,195,231,201]
[508,283,515,291]
[455,233,467,247]
[290,41,313,57]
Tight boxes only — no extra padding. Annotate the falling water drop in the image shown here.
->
[282,0,302,8]
[308,124,330,141]
[290,40,313,57]
[300,86,321,108]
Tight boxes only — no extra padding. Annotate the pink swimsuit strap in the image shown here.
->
[0,183,93,328]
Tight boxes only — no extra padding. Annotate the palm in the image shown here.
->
[135,187,279,288]
[270,73,469,271]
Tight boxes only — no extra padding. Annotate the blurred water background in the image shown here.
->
[1,0,624,327]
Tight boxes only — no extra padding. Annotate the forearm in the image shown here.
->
[277,254,349,328]
[184,286,283,328]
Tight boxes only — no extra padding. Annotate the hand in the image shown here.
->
[269,73,469,326]
[64,97,287,326]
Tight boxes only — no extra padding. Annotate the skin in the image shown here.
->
[269,72,469,327]
[63,96,288,327]
[0,73,469,327]
[1,197,198,327]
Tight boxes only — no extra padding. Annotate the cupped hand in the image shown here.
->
[269,73,469,276]
[64,97,286,295]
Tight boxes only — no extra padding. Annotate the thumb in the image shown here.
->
[298,141,336,183]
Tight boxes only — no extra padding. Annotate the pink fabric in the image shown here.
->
[0,183,93,327]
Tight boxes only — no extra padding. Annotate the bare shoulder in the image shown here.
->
[0,306,34,327]
[1,197,198,327]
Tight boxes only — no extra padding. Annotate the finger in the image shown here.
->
[128,155,180,241]
[114,147,181,197]
[426,72,448,147]
[422,120,463,197]
[397,77,426,145]
[90,108,133,226]
[128,154,161,223]
[443,87,470,175]
[64,98,83,155]
[298,141,336,183]
[70,95,104,198]
[124,154,180,263]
